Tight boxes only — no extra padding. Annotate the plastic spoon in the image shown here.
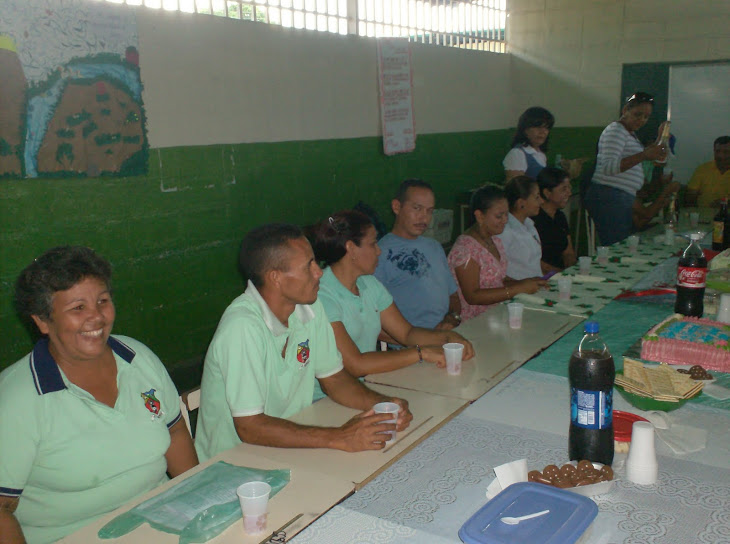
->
[500,509,550,525]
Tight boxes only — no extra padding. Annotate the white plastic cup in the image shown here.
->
[237,481,271,534]
[625,421,658,485]
[628,235,640,252]
[664,226,675,246]
[443,342,464,375]
[557,276,572,301]
[373,401,399,444]
[716,293,730,323]
[597,246,609,264]
[579,256,591,275]
[507,302,524,329]
[690,212,700,227]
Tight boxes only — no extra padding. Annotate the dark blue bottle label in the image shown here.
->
[570,387,613,429]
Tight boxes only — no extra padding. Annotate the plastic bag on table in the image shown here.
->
[98,461,290,544]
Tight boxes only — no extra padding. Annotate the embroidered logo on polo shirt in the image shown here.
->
[141,388,164,420]
[297,340,310,366]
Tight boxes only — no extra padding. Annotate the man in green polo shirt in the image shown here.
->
[195,223,413,461]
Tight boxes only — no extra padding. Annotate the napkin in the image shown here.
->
[656,425,708,455]
[619,257,651,265]
[568,274,608,283]
[485,459,528,500]
[702,382,730,401]
[513,293,589,316]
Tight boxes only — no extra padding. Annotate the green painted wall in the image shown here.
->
[0,126,602,387]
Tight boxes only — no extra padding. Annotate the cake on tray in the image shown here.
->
[641,314,730,373]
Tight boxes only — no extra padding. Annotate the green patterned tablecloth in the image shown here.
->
[514,236,681,317]
[523,299,730,410]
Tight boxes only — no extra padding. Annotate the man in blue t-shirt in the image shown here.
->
[375,179,461,331]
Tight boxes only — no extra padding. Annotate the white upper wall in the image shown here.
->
[136,9,512,148]
[507,0,730,127]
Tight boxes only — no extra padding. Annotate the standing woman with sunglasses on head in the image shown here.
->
[584,92,668,245]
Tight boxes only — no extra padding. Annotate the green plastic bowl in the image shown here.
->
[614,372,701,412]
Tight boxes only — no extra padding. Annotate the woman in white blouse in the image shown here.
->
[496,176,551,280]
[503,107,555,181]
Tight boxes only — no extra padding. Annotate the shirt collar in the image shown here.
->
[29,336,135,396]
[508,213,534,229]
[244,280,315,337]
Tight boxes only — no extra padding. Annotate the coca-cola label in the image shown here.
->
[677,266,706,288]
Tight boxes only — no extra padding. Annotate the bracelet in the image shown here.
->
[505,286,511,299]
[449,311,462,323]
[415,344,423,363]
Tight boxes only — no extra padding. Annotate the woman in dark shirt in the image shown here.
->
[534,167,577,270]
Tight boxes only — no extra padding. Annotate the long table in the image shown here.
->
[291,300,730,543]
[365,304,583,400]
[233,384,469,488]
[288,219,730,544]
[63,217,726,544]
[60,446,354,544]
[62,301,580,543]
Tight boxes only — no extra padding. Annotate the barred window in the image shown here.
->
[358,0,506,52]
[102,0,507,52]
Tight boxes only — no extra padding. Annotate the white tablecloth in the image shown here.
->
[292,369,730,544]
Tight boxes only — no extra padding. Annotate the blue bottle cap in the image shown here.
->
[584,321,599,333]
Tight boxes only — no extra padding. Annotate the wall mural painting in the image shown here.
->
[0,0,147,179]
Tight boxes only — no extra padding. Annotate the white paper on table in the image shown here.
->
[619,257,651,264]
[485,478,503,500]
[569,274,608,283]
[656,425,708,455]
[702,382,730,401]
[514,293,589,316]
[493,459,528,489]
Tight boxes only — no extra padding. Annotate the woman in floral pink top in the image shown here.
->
[448,185,547,320]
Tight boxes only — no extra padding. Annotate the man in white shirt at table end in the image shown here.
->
[375,179,462,331]
[195,223,412,461]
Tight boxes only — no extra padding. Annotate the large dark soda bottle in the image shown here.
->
[569,321,615,466]
[713,199,727,250]
[675,233,706,317]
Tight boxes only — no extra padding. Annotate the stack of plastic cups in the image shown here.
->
[625,421,658,485]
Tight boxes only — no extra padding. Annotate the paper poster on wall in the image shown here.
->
[0,0,147,179]
[377,39,416,156]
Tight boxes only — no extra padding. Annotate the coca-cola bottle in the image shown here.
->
[675,233,706,317]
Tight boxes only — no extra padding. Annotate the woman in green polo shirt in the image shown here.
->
[0,246,198,544]
[309,210,474,387]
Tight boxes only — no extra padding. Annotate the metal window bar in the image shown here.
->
[104,0,505,51]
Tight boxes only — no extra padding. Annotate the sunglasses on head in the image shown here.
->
[626,92,654,104]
